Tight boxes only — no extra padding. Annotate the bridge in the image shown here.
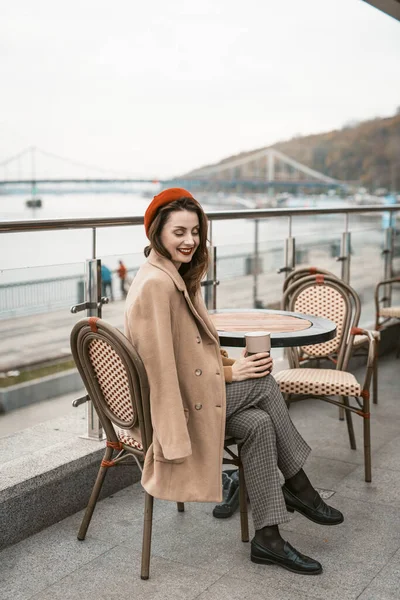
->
[0,146,349,194]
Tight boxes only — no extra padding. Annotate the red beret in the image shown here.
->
[144,187,194,238]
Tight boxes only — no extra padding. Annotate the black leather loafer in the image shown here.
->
[251,539,322,575]
[282,485,344,526]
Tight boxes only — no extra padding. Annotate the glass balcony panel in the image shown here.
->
[0,263,87,412]
[96,225,147,262]
[97,250,146,305]
[0,262,86,320]
[350,226,384,326]
[213,218,286,310]
[293,214,344,275]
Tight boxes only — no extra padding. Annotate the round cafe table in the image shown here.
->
[209,308,336,348]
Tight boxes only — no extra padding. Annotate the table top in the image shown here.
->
[209,308,336,348]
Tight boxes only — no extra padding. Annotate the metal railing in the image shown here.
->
[1,203,399,438]
[0,268,138,319]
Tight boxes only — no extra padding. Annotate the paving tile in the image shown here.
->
[0,523,115,600]
[196,573,326,600]
[336,465,400,508]
[358,547,400,599]
[373,434,400,472]
[226,528,396,600]
[300,455,357,490]
[289,398,400,467]
[64,484,173,543]
[31,545,219,600]
[281,493,400,552]
[122,498,250,575]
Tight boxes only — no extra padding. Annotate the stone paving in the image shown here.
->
[1,353,400,600]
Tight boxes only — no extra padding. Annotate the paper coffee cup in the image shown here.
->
[245,331,271,356]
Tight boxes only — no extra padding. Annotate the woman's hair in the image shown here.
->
[144,197,209,297]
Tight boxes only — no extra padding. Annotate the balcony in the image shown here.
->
[1,204,400,599]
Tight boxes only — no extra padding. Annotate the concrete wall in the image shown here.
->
[0,369,83,413]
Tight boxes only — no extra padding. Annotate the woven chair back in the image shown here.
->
[282,267,336,294]
[70,317,152,453]
[283,274,361,370]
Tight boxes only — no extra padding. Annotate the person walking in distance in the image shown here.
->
[117,260,128,298]
[101,264,114,301]
[121,188,344,576]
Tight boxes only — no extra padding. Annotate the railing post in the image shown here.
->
[84,257,103,440]
[253,219,261,308]
[204,246,217,310]
[337,214,351,284]
[382,227,395,307]
[204,220,218,310]
[279,216,295,278]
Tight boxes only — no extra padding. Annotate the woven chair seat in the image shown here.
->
[118,431,143,451]
[275,368,361,397]
[379,306,400,318]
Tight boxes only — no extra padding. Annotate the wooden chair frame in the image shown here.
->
[282,266,379,404]
[70,317,248,580]
[279,274,376,482]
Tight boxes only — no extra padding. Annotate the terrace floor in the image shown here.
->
[1,351,400,600]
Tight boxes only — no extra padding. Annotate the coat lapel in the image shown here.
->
[148,251,219,345]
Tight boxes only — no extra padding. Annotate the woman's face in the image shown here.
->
[160,209,200,268]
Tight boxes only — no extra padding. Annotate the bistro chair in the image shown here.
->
[275,274,376,482]
[70,317,248,580]
[375,276,400,356]
[282,266,380,404]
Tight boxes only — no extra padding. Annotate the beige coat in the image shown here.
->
[123,251,234,503]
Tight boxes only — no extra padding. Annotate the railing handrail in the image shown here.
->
[0,204,399,234]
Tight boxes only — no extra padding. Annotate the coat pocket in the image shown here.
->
[153,408,189,464]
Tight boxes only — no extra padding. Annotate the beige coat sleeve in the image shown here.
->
[126,279,192,461]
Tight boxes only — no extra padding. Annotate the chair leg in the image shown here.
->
[363,397,372,483]
[372,355,378,404]
[342,396,356,450]
[177,502,185,512]
[338,392,345,421]
[141,492,154,580]
[238,451,249,543]
[77,447,112,541]
[373,339,379,404]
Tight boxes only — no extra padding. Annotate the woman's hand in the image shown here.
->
[231,350,273,382]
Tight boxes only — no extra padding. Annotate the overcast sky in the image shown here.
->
[0,0,399,179]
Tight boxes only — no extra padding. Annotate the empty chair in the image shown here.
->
[282,266,380,404]
[70,316,248,580]
[275,274,376,482]
[375,276,400,356]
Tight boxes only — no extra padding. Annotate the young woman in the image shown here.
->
[123,188,343,575]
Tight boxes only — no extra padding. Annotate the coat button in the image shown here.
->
[195,369,202,376]
[196,336,201,344]
[195,403,202,410]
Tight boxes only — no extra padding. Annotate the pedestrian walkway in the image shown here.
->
[0,301,126,371]
[1,353,399,600]
[0,260,381,372]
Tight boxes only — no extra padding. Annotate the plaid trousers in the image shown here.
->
[225,375,311,529]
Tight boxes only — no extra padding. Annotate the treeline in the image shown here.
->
[274,111,400,190]
[192,110,400,191]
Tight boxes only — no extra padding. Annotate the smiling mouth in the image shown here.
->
[178,248,194,255]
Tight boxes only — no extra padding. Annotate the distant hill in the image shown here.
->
[187,111,400,191]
